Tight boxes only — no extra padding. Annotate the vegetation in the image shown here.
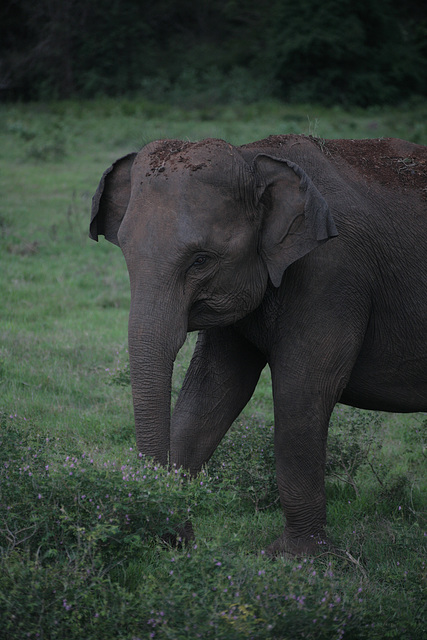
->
[1,0,427,106]
[1,99,426,639]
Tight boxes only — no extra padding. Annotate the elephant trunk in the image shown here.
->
[127,294,187,466]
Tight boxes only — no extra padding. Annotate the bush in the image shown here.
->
[207,418,278,511]
[326,407,386,495]
[0,416,203,568]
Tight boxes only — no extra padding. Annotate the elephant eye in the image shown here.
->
[192,255,208,267]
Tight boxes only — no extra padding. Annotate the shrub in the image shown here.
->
[0,416,204,566]
[326,407,386,496]
[208,418,278,511]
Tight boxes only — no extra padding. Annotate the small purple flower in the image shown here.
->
[62,599,72,611]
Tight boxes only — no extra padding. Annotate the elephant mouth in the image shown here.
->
[188,299,211,329]
[188,299,225,330]
[188,297,250,331]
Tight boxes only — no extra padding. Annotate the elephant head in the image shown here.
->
[90,138,336,465]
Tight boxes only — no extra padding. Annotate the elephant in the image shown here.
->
[90,134,427,555]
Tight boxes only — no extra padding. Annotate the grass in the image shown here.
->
[1,98,426,639]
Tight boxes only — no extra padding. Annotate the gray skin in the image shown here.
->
[90,135,427,555]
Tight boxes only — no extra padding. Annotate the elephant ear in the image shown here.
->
[90,153,137,246]
[253,154,337,287]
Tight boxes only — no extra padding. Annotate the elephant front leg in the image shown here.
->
[270,427,329,555]
[268,369,340,556]
[170,326,267,474]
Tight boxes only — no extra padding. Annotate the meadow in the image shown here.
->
[0,98,426,639]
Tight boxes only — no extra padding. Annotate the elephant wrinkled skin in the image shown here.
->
[90,135,427,555]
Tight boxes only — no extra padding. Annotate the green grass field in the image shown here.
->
[1,99,426,639]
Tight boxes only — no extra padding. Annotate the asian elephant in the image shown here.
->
[90,134,427,555]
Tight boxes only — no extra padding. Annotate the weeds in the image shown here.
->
[208,418,278,512]
[326,408,386,496]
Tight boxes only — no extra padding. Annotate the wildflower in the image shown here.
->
[62,599,72,611]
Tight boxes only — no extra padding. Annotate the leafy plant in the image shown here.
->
[208,418,278,511]
[0,417,203,567]
[326,407,386,496]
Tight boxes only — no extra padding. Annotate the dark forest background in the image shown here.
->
[1,0,427,106]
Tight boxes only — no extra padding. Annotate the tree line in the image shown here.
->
[1,0,426,106]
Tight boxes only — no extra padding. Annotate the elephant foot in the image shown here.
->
[266,529,329,557]
[161,519,195,548]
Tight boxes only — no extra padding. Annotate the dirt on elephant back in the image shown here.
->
[321,137,427,196]
[242,134,427,197]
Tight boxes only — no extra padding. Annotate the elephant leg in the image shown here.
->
[268,332,364,556]
[170,326,267,474]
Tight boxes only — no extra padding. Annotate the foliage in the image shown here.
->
[1,0,426,106]
[1,410,425,639]
[259,0,427,106]
[0,415,201,561]
[326,408,386,496]
[0,100,426,639]
[208,418,278,511]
